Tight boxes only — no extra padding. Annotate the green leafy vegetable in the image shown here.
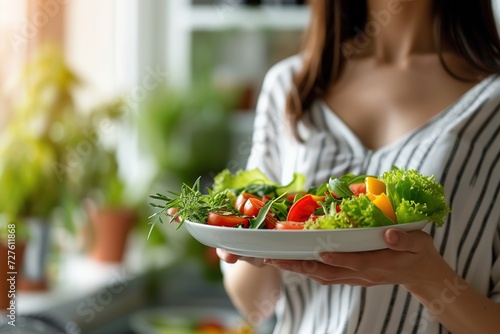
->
[212,168,305,197]
[212,168,271,193]
[328,173,373,198]
[306,195,394,229]
[339,195,395,227]
[381,167,450,226]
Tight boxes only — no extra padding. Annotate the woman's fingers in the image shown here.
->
[216,248,240,263]
[264,230,437,286]
[384,229,430,253]
[216,248,267,267]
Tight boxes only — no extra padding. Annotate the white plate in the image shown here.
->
[184,220,428,260]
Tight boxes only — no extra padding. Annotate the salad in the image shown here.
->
[148,166,450,234]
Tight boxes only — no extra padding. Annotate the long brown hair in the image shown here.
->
[286,0,500,140]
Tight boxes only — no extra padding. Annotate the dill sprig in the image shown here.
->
[148,178,239,239]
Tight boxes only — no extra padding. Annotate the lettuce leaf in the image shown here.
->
[305,195,394,229]
[212,168,271,193]
[381,167,450,226]
[212,168,305,197]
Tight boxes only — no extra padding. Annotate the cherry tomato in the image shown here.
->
[276,221,306,230]
[207,212,249,228]
[234,193,259,213]
[286,194,325,222]
[349,183,367,196]
[167,207,181,222]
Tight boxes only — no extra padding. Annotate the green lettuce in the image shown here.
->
[340,195,396,227]
[306,195,395,229]
[212,168,270,192]
[381,167,450,226]
[212,168,305,197]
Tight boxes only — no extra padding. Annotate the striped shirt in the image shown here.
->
[245,56,500,334]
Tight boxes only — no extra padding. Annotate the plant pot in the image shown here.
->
[18,218,51,292]
[0,241,26,313]
[87,207,136,263]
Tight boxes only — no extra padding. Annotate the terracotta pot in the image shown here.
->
[87,207,136,263]
[0,241,26,313]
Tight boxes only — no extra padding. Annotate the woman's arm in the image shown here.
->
[404,257,500,334]
[217,249,282,325]
[265,229,500,334]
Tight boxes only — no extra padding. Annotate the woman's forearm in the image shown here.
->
[404,258,500,334]
[223,261,282,325]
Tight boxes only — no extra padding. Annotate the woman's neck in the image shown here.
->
[364,0,435,63]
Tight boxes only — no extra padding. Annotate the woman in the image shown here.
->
[218,0,500,333]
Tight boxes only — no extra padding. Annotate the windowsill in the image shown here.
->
[15,231,177,332]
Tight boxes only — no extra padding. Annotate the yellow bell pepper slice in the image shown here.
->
[365,177,387,201]
[371,193,397,223]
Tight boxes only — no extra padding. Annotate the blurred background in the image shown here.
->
[0,0,308,333]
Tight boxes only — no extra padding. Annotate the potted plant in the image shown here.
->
[0,43,80,291]
[70,99,139,264]
[0,218,27,312]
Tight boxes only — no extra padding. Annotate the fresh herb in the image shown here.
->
[328,174,373,198]
[148,178,238,238]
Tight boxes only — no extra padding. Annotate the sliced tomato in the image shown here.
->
[264,214,279,229]
[261,195,272,202]
[243,198,278,229]
[286,194,325,222]
[207,212,249,228]
[243,197,264,217]
[276,221,306,230]
[234,192,259,213]
[349,183,367,196]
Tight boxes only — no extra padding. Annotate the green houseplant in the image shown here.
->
[0,43,80,291]
[72,99,141,264]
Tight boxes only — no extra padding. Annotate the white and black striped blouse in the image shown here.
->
[245,55,500,334]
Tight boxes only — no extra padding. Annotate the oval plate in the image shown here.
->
[183,220,428,260]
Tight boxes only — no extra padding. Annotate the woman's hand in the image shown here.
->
[264,228,442,287]
[264,228,500,334]
[216,248,267,268]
